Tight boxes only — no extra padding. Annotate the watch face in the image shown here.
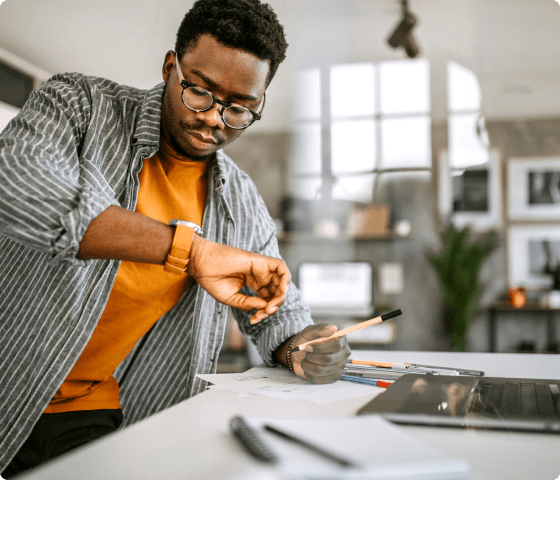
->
[169,220,203,236]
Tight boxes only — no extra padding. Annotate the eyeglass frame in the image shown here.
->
[174,54,265,130]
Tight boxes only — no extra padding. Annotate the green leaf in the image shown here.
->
[425,223,497,351]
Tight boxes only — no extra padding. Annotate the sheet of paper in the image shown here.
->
[197,367,294,385]
[240,415,470,479]
[197,366,379,404]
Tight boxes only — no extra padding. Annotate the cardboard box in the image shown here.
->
[347,205,391,237]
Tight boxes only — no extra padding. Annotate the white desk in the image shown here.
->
[19,351,560,480]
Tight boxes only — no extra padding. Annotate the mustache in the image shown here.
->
[178,121,225,145]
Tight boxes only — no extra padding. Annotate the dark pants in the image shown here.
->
[2,408,123,479]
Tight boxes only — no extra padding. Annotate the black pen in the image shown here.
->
[263,424,357,468]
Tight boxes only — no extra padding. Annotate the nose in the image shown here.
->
[195,103,226,130]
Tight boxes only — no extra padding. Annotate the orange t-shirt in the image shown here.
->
[44,140,208,413]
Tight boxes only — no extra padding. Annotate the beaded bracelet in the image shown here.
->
[285,337,296,374]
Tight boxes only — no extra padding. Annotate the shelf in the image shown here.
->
[491,301,559,312]
[277,232,409,242]
[488,302,560,352]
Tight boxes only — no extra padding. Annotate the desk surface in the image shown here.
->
[20,350,560,480]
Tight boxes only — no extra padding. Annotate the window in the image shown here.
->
[437,61,501,231]
[447,61,489,170]
[290,59,431,204]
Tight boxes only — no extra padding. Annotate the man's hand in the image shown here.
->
[286,324,351,384]
[187,235,290,324]
[77,206,290,324]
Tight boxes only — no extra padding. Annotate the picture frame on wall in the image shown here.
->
[438,149,502,231]
[507,225,560,289]
[507,157,560,220]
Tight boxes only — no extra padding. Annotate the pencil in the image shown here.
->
[340,375,394,388]
[263,424,356,468]
[346,359,483,376]
[343,370,404,380]
[288,309,402,353]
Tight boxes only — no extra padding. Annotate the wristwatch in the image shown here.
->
[168,220,203,236]
[164,220,203,274]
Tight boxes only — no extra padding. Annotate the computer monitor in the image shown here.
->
[297,262,373,318]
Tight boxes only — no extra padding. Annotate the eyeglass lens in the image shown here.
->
[181,86,253,129]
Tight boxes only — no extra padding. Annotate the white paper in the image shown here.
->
[197,366,379,404]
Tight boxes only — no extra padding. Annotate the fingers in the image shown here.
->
[250,308,270,325]
[305,341,350,364]
[300,368,345,384]
[264,290,287,315]
[225,292,284,325]
[251,258,290,295]
[219,292,270,325]
[247,261,291,323]
[236,258,290,322]
[257,286,290,317]
[190,238,291,322]
[274,262,291,300]
[225,291,282,326]
[291,335,351,384]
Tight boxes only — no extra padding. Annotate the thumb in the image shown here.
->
[226,293,267,312]
[316,324,337,337]
[301,323,337,342]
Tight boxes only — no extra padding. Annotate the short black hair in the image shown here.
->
[175,0,288,86]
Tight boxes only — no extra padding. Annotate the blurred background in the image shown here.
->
[2,0,560,369]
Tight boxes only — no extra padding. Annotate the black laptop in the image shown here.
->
[357,374,560,433]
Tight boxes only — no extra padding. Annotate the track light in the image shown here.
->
[387,1,421,58]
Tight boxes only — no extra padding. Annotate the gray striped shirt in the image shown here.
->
[0,73,312,471]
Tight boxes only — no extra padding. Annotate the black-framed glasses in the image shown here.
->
[175,54,265,130]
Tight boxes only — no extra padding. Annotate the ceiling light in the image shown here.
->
[387,1,421,58]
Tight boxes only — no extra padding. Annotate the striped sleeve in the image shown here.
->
[0,73,119,266]
[227,169,313,365]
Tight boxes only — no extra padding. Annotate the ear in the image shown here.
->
[162,51,176,83]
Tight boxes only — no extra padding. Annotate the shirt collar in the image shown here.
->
[131,82,165,147]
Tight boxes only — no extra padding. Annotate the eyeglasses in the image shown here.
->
[175,54,265,130]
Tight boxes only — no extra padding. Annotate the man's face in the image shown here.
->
[161,33,270,161]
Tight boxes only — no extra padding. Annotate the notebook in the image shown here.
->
[230,415,470,479]
[357,374,560,433]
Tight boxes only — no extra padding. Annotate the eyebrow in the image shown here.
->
[188,68,260,103]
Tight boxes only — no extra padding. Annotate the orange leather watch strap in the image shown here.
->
[164,223,196,274]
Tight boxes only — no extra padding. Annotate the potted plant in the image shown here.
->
[426,223,497,351]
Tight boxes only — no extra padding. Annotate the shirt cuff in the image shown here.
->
[50,185,118,267]
[255,309,313,367]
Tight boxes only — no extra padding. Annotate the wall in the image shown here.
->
[225,117,560,354]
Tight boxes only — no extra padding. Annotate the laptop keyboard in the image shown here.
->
[468,380,560,418]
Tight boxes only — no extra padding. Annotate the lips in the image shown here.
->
[187,130,219,145]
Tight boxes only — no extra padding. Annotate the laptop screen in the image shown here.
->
[297,262,373,317]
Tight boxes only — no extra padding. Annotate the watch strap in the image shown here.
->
[164,223,196,274]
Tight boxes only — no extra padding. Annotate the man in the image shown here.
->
[0,0,350,477]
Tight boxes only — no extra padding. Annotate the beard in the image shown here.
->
[166,124,218,162]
